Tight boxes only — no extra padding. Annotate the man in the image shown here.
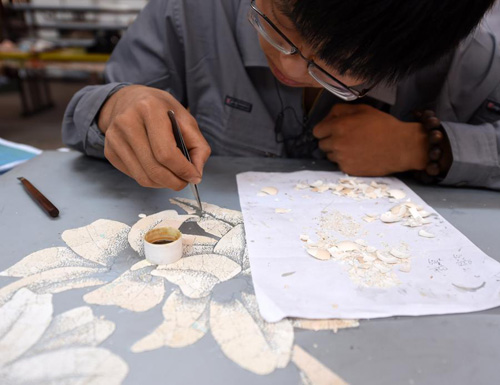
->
[63,0,500,190]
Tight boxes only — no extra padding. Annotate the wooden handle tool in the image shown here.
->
[18,177,60,218]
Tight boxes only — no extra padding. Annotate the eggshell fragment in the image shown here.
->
[335,241,360,252]
[306,248,331,261]
[389,249,411,259]
[380,212,403,223]
[376,251,400,264]
[419,230,436,238]
[311,185,329,193]
[310,180,324,188]
[299,234,310,242]
[260,187,279,196]
[388,189,406,200]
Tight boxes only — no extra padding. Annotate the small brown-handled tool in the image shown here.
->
[18,177,59,218]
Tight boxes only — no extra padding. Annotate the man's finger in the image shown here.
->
[317,137,340,163]
[104,140,131,176]
[313,105,354,139]
[129,126,190,190]
[330,103,367,117]
[326,151,339,164]
[317,137,333,153]
[189,145,211,176]
[141,103,202,184]
[313,121,334,140]
[175,112,211,176]
[106,137,162,188]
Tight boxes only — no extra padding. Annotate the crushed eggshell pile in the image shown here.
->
[318,210,361,238]
[378,202,434,229]
[294,178,438,237]
[295,178,407,201]
[300,237,412,288]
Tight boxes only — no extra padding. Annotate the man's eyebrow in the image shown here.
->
[271,1,296,32]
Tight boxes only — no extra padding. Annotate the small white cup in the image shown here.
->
[143,227,183,265]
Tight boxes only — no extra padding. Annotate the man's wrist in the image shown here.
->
[97,85,129,134]
[439,133,453,174]
[412,111,454,183]
[405,122,428,171]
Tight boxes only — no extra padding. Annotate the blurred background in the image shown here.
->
[0,0,499,173]
[0,0,147,171]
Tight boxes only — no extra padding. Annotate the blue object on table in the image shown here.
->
[0,138,42,174]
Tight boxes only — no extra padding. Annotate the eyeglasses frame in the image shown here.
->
[249,0,372,100]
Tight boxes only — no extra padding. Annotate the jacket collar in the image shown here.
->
[444,24,500,122]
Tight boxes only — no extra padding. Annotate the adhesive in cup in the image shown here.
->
[143,227,183,265]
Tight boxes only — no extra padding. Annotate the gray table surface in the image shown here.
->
[1,151,499,385]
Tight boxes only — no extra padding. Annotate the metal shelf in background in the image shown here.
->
[7,4,144,14]
[41,38,95,48]
[32,22,130,31]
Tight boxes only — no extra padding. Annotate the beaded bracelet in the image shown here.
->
[414,110,448,183]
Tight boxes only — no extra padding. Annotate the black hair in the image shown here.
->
[279,0,497,84]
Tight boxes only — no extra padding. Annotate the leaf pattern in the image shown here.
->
[0,267,107,306]
[182,234,218,257]
[0,198,355,383]
[129,259,154,271]
[0,289,128,385]
[213,224,249,269]
[170,198,243,226]
[131,290,210,352]
[62,219,130,267]
[196,217,233,238]
[83,264,165,312]
[209,293,294,375]
[0,289,53,367]
[0,347,128,385]
[292,345,348,385]
[151,254,241,299]
[0,247,100,278]
[292,319,359,332]
[0,219,131,306]
[27,306,115,355]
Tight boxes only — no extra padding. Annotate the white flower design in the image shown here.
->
[0,219,130,307]
[0,198,354,383]
[0,288,128,384]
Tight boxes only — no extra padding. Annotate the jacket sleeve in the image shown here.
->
[62,0,186,158]
[440,68,500,190]
[440,118,500,190]
[438,18,500,191]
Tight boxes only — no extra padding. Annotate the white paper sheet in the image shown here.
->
[236,171,500,322]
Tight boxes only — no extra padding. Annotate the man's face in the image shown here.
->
[255,0,363,89]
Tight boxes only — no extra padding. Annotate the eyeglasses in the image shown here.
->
[248,0,371,101]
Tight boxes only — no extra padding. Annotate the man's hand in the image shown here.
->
[98,85,211,190]
[313,104,428,176]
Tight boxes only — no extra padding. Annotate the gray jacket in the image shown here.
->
[62,0,500,190]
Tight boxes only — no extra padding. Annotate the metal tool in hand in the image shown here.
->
[168,110,203,213]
